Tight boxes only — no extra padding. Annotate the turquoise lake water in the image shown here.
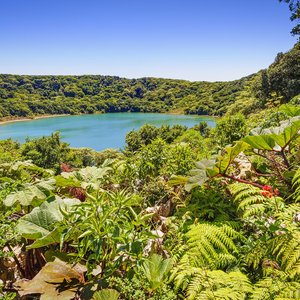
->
[0,113,215,150]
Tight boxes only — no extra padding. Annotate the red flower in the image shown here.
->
[263,185,272,192]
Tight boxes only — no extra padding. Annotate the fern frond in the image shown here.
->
[282,233,300,276]
[183,223,240,269]
[229,183,266,218]
[179,269,251,300]
[292,167,300,202]
[268,231,300,278]
[251,277,300,300]
[170,243,187,264]
[245,240,267,270]
[276,203,300,226]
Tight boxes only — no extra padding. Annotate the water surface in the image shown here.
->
[0,113,215,150]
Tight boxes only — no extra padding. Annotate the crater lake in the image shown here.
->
[0,113,215,150]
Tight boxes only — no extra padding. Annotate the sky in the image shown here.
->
[0,0,298,81]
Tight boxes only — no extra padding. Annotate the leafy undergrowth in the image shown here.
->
[0,104,299,299]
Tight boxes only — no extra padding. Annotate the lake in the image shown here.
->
[0,113,215,150]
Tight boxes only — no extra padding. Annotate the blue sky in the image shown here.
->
[0,0,297,81]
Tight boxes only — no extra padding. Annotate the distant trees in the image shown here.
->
[0,42,299,120]
[0,74,252,119]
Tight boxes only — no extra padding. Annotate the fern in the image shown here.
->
[292,167,300,202]
[251,276,300,300]
[229,183,266,218]
[244,240,268,270]
[276,203,300,227]
[171,223,247,299]
[173,268,251,300]
[269,232,300,278]
[182,223,240,269]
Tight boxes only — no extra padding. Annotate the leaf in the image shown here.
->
[215,141,250,174]
[246,117,300,150]
[140,254,173,290]
[185,159,217,191]
[4,186,46,207]
[168,175,188,186]
[279,104,300,117]
[271,119,300,149]
[93,289,120,300]
[61,166,111,190]
[15,258,86,300]
[3,178,56,207]
[16,197,80,249]
[243,135,275,150]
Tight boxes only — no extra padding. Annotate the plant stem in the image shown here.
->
[5,242,26,278]
[222,174,264,189]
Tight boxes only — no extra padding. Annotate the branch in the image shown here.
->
[222,174,264,189]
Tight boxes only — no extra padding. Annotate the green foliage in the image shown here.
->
[58,163,112,190]
[279,0,300,36]
[173,223,240,271]
[93,289,119,300]
[125,124,187,152]
[173,268,251,300]
[229,183,268,218]
[60,191,151,277]
[266,43,300,102]
[0,139,20,164]
[251,275,300,300]
[214,113,247,147]
[21,132,70,170]
[139,254,173,291]
[292,167,300,201]
[3,178,55,207]
[16,197,80,249]
[0,61,299,300]
[108,274,177,300]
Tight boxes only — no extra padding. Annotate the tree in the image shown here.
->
[279,0,300,36]
[21,132,70,170]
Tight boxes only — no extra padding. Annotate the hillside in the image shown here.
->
[0,42,299,120]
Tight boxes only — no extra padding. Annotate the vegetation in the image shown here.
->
[0,102,299,299]
[0,2,300,299]
[0,40,299,120]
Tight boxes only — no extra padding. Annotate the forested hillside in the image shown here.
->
[0,42,299,119]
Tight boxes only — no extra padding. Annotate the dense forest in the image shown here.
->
[1,1,300,299]
[0,42,299,119]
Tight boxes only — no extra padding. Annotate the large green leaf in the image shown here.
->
[140,254,173,291]
[279,104,300,117]
[61,166,111,189]
[3,178,56,207]
[185,159,216,191]
[244,119,300,151]
[243,135,275,150]
[271,119,300,149]
[16,197,80,249]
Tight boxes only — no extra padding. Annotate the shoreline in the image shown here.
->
[0,114,70,125]
[0,111,215,126]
